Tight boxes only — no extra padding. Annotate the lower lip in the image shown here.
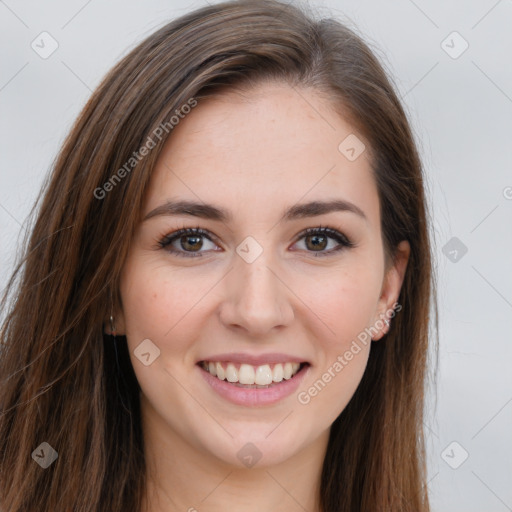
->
[197,363,310,407]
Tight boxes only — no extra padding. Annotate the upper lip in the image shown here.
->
[197,352,309,366]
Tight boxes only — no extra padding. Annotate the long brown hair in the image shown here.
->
[0,1,437,510]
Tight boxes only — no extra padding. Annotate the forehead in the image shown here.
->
[144,83,379,228]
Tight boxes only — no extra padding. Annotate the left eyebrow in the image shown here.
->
[143,198,367,223]
[282,199,367,222]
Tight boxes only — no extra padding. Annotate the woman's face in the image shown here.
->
[118,82,409,468]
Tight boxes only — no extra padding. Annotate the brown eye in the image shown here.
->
[179,235,203,252]
[293,227,354,257]
[305,233,328,251]
[159,227,220,257]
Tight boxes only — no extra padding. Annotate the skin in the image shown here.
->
[113,82,410,512]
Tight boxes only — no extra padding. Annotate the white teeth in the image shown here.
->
[254,364,273,385]
[272,364,284,382]
[215,362,225,380]
[238,364,255,385]
[283,362,293,380]
[204,360,303,385]
[225,363,238,383]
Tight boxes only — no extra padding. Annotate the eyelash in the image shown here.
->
[157,225,355,258]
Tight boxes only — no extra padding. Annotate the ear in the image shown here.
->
[371,240,410,341]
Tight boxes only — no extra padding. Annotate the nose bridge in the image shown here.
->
[240,253,278,305]
[220,241,294,334]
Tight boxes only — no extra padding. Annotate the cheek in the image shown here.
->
[291,261,380,411]
[303,347,370,412]
[120,255,187,347]
[121,272,168,340]
[120,254,220,360]
[298,262,382,347]
[295,270,375,417]
[119,258,201,404]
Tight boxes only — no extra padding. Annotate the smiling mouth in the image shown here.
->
[198,361,309,388]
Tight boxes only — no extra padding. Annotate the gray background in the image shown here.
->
[1,1,511,510]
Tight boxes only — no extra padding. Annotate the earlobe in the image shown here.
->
[104,312,126,336]
[104,292,127,336]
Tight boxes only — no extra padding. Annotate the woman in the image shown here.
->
[0,1,437,510]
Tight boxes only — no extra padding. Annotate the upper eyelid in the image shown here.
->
[159,226,353,252]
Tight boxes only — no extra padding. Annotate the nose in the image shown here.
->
[218,249,295,337]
